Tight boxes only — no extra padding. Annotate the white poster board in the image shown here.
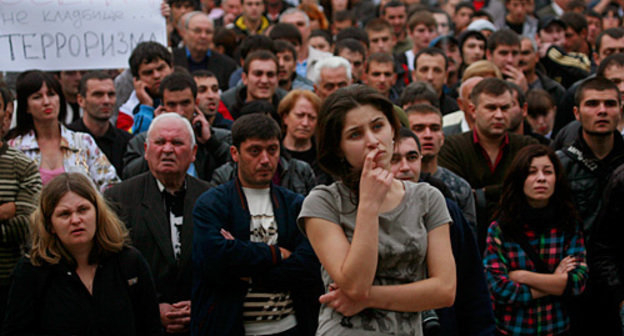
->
[0,0,168,71]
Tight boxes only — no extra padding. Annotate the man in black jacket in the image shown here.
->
[106,113,211,334]
[172,11,238,91]
[220,50,287,119]
[556,76,624,336]
[590,163,624,336]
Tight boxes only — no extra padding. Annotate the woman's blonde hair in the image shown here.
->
[462,60,503,81]
[29,173,128,266]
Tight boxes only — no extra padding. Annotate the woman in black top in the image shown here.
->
[2,173,162,335]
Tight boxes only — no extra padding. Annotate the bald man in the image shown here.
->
[442,76,484,136]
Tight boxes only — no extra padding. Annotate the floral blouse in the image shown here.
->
[8,125,120,192]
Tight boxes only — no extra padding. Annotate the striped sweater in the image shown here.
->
[0,143,41,286]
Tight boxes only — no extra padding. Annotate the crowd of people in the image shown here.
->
[1,0,624,334]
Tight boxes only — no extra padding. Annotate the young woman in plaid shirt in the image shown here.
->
[483,144,588,335]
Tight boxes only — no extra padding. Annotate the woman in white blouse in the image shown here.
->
[7,70,119,191]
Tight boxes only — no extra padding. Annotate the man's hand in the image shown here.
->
[159,301,191,333]
[537,41,553,58]
[192,107,212,144]
[133,78,154,107]
[0,202,16,221]
[154,105,167,117]
[502,65,529,93]
[160,0,171,21]
[220,228,234,240]
[319,283,368,316]
[279,247,292,259]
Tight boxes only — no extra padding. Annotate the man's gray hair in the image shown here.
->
[279,8,310,26]
[147,112,197,148]
[310,56,352,84]
[520,36,538,52]
[182,11,213,30]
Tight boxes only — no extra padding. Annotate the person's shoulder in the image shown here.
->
[13,255,51,275]
[405,180,443,198]
[436,166,470,185]
[106,172,151,195]
[66,118,86,132]
[187,175,211,192]
[304,182,342,204]
[127,131,147,146]
[199,179,236,203]
[118,245,142,260]
[3,145,35,164]
[211,127,232,144]
[61,126,97,148]
[444,131,472,146]
[111,125,133,141]
[509,132,538,146]
[286,157,313,173]
[210,51,237,66]
[273,183,305,203]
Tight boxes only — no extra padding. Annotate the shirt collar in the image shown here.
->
[553,2,564,16]
[472,129,510,146]
[185,46,212,61]
[18,125,78,152]
[155,176,188,194]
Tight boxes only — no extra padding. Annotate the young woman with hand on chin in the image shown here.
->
[298,85,456,335]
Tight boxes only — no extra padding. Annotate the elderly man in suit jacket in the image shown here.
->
[106,113,210,334]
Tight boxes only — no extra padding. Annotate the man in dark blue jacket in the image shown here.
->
[191,113,322,335]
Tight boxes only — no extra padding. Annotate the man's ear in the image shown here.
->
[144,140,149,161]
[573,106,580,121]
[241,72,248,86]
[522,102,528,118]
[230,145,239,163]
[77,94,86,109]
[468,101,477,122]
[191,143,198,163]
[486,49,492,61]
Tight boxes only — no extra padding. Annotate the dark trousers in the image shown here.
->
[0,284,9,329]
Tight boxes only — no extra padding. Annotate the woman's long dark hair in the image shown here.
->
[495,144,579,238]
[7,70,67,139]
[316,85,400,201]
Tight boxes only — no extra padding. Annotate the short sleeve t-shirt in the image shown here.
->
[298,180,451,335]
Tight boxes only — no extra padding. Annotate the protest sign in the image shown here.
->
[0,0,167,71]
